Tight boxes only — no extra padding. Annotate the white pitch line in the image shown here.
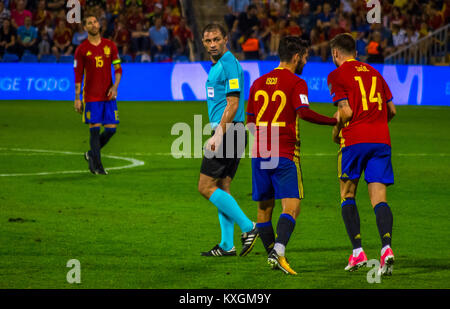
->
[0,148,145,177]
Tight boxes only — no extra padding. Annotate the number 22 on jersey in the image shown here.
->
[254,90,286,127]
[354,76,383,111]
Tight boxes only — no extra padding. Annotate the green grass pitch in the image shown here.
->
[0,100,449,289]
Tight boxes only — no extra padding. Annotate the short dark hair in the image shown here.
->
[202,23,227,39]
[278,36,309,62]
[82,13,98,26]
[329,33,356,55]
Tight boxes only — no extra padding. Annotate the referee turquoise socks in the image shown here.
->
[209,188,253,233]
[218,211,234,251]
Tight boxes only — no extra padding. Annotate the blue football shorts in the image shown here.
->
[251,157,304,201]
[338,143,394,185]
[83,100,119,125]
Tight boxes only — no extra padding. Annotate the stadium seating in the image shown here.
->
[173,55,189,63]
[264,55,280,61]
[121,54,133,63]
[39,54,57,63]
[2,53,19,63]
[308,55,322,62]
[20,54,38,63]
[59,55,74,63]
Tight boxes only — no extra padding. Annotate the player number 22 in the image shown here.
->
[354,76,382,111]
[254,90,286,127]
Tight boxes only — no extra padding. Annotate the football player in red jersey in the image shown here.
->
[328,33,396,275]
[246,36,337,274]
[74,14,123,175]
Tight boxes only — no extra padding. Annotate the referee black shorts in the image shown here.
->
[200,122,247,179]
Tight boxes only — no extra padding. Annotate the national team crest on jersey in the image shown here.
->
[104,46,111,57]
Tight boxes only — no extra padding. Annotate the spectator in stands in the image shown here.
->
[163,5,180,31]
[390,6,404,28]
[127,3,145,31]
[125,0,142,7]
[33,0,52,31]
[224,0,250,31]
[289,0,303,19]
[404,26,420,45]
[113,19,131,56]
[366,31,384,63]
[149,2,163,26]
[241,29,260,60]
[328,18,345,41]
[149,15,170,61]
[16,15,38,56]
[72,23,88,48]
[310,25,327,61]
[107,0,125,16]
[52,19,73,59]
[172,17,193,58]
[100,17,114,39]
[444,0,450,23]
[43,11,54,39]
[391,23,406,50]
[131,21,150,57]
[286,18,302,37]
[428,6,444,30]
[11,0,32,29]
[38,27,51,60]
[418,21,429,38]
[46,0,66,13]
[231,4,259,51]
[0,1,11,27]
[355,31,368,62]
[315,2,333,33]
[297,1,315,38]
[268,0,286,19]
[0,19,16,58]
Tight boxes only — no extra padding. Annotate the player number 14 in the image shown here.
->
[354,76,382,111]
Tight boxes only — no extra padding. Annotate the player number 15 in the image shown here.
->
[95,56,104,68]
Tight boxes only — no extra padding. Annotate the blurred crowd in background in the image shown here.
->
[225,0,450,62]
[0,0,192,62]
[0,0,448,63]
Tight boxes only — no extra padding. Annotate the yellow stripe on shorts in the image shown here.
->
[294,158,304,200]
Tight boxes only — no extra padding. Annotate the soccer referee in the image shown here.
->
[198,23,258,257]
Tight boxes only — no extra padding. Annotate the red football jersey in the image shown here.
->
[327,59,393,147]
[246,68,310,161]
[74,38,120,103]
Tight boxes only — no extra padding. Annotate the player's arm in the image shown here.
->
[217,93,240,135]
[207,93,239,152]
[387,100,396,122]
[293,81,337,126]
[382,76,396,122]
[297,106,337,125]
[107,45,123,100]
[74,47,84,114]
[336,99,353,124]
[246,85,256,135]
